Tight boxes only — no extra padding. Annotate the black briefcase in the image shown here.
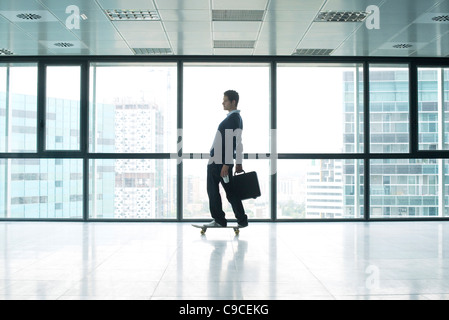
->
[233,171,261,200]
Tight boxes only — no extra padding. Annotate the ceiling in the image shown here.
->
[1,0,449,57]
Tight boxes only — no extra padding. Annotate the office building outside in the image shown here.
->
[2,67,448,219]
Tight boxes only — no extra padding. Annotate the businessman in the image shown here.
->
[205,90,248,228]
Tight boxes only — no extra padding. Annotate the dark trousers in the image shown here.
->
[207,164,248,227]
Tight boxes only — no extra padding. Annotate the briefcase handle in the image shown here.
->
[234,170,246,176]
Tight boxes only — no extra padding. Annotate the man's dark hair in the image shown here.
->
[224,90,239,107]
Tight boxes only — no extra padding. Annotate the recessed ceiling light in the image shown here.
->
[212,10,265,21]
[213,40,256,49]
[132,48,173,55]
[315,11,371,22]
[393,44,413,49]
[105,9,160,21]
[292,49,334,56]
[0,48,14,55]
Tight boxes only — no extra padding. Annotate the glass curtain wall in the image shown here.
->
[417,67,449,217]
[182,63,271,220]
[1,59,449,221]
[88,63,177,219]
[277,64,364,219]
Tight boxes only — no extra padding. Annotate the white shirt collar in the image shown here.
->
[227,110,240,117]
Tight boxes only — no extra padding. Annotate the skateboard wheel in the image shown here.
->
[201,229,206,235]
[234,229,240,236]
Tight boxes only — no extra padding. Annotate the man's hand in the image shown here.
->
[235,164,243,173]
[221,165,229,178]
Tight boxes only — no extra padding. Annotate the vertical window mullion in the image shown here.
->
[364,62,370,221]
[81,62,89,221]
[270,61,277,222]
[409,62,419,155]
[177,60,183,222]
[37,62,46,155]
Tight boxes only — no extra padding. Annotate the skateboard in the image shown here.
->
[192,224,241,236]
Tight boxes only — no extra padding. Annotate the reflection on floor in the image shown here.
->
[1,221,449,300]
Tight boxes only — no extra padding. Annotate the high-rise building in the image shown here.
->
[342,68,446,218]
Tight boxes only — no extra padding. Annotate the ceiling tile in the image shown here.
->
[0,0,48,11]
[258,21,310,39]
[214,48,254,55]
[0,0,446,56]
[112,21,164,33]
[213,32,259,41]
[267,0,325,11]
[213,21,261,32]
[163,21,211,32]
[119,31,168,42]
[391,24,448,43]
[0,10,58,22]
[414,32,449,56]
[299,38,346,49]
[322,0,385,11]
[126,39,170,47]
[212,0,268,10]
[264,10,316,22]
[155,0,210,10]
[10,21,66,34]
[96,0,155,10]
[158,9,211,21]
[37,0,102,12]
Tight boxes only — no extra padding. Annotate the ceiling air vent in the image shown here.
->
[105,9,160,21]
[315,11,370,22]
[212,10,265,21]
[16,13,42,20]
[393,44,413,49]
[432,15,449,22]
[214,40,255,49]
[132,48,173,55]
[0,49,14,55]
[293,49,334,56]
[54,42,75,48]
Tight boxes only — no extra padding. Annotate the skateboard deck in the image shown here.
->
[192,224,241,236]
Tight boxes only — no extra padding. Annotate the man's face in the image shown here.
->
[222,95,233,111]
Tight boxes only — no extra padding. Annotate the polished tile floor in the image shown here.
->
[1,221,449,300]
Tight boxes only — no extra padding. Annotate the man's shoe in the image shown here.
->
[238,223,248,228]
[203,220,225,227]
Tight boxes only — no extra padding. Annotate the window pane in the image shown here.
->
[46,66,81,151]
[370,159,447,218]
[0,67,5,152]
[90,63,177,153]
[183,63,270,154]
[89,159,176,219]
[277,64,364,153]
[277,159,364,219]
[0,159,83,218]
[418,68,449,150]
[183,159,270,219]
[370,65,410,153]
[0,64,38,152]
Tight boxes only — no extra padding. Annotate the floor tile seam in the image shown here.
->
[148,240,185,299]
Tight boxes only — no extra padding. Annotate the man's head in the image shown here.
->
[223,90,239,111]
